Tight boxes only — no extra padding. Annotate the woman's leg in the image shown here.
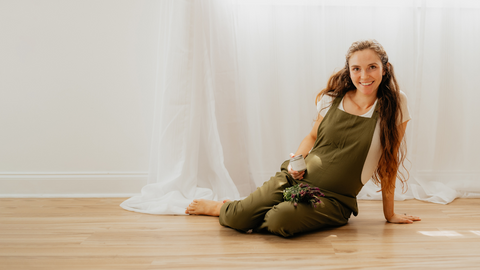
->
[219,169,297,233]
[258,197,351,237]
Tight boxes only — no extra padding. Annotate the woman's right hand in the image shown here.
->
[288,153,305,180]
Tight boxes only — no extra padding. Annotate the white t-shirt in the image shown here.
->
[316,91,411,185]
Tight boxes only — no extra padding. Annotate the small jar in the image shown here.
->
[290,155,307,171]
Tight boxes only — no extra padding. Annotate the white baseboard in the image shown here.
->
[0,172,148,198]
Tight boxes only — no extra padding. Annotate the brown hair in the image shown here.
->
[315,39,407,193]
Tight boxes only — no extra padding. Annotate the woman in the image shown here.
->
[186,40,421,237]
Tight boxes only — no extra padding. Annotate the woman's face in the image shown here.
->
[348,49,385,97]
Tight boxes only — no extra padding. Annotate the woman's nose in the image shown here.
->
[361,70,369,79]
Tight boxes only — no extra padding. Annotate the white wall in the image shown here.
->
[0,0,160,197]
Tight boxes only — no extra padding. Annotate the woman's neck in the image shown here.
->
[343,90,377,116]
[346,90,377,110]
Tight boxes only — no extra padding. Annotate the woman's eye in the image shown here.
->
[352,68,359,71]
[370,66,376,69]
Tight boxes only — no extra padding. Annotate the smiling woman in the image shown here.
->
[186,39,420,237]
[348,50,385,98]
[120,0,480,222]
[316,40,408,197]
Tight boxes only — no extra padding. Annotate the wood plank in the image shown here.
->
[1,198,480,269]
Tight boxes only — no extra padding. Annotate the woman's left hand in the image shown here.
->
[387,213,421,224]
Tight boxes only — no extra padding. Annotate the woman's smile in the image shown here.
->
[348,49,385,96]
[360,81,374,86]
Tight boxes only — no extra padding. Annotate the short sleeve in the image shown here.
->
[398,91,411,124]
[316,94,334,117]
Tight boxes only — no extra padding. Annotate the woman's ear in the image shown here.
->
[383,63,390,76]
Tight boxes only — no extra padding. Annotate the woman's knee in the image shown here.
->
[262,202,304,237]
[262,201,347,237]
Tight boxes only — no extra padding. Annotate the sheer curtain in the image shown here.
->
[121,1,243,214]
[121,0,480,215]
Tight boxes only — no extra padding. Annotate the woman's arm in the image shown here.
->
[381,121,421,223]
[381,183,421,223]
[294,115,323,158]
[288,115,324,180]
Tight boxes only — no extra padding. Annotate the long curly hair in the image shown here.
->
[315,39,407,193]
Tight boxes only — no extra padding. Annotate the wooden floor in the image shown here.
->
[1,198,480,270]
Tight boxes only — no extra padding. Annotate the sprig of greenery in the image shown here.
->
[283,183,325,207]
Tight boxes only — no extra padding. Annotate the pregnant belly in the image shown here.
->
[304,144,336,176]
[303,147,360,196]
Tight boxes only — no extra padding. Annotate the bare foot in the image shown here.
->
[185,199,224,216]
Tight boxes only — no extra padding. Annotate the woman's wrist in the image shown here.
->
[384,212,395,221]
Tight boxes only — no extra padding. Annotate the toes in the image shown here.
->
[186,202,197,215]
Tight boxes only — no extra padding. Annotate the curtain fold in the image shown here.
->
[123,0,480,215]
[121,0,241,215]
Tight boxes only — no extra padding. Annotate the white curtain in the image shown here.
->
[121,0,480,215]
[121,0,243,214]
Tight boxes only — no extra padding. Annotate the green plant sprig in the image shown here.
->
[283,183,325,207]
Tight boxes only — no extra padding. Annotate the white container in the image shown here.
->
[290,155,307,171]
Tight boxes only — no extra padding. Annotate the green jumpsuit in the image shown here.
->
[219,95,379,237]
